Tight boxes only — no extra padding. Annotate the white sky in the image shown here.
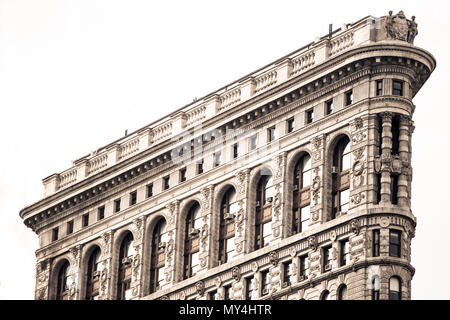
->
[0,0,449,300]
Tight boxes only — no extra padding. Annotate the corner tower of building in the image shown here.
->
[20,11,435,300]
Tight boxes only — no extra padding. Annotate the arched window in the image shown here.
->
[86,246,101,300]
[389,276,402,300]
[183,202,201,279]
[117,232,135,300]
[150,218,167,293]
[219,187,237,264]
[255,172,274,250]
[293,154,312,234]
[337,284,348,300]
[320,290,330,300]
[56,260,70,300]
[331,136,351,219]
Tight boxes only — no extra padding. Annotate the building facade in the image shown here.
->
[20,11,435,300]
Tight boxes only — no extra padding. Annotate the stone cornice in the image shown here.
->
[21,47,431,232]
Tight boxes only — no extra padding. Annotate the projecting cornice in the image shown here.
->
[20,47,432,232]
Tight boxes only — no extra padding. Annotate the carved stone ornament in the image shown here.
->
[37,287,47,300]
[308,236,317,251]
[251,261,259,272]
[312,212,319,222]
[269,251,278,266]
[351,193,365,205]
[385,10,418,44]
[380,217,390,228]
[214,276,222,287]
[350,219,360,235]
[165,201,178,225]
[232,266,241,281]
[160,295,169,301]
[69,246,80,260]
[179,291,186,300]
[235,170,248,194]
[289,247,297,258]
[330,230,337,242]
[196,281,205,296]
[353,117,363,131]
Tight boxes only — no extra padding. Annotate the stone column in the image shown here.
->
[380,112,393,203]
[164,200,179,286]
[398,115,411,207]
[198,185,214,274]
[129,216,146,299]
[367,114,380,204]
[234,169,250,257]
[98,230,114,300]
[271,152,287,242]
[310,134,325,224]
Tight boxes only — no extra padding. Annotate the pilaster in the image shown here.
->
[198,185,214,274]
[271,152,287,243]
[310,134,325,225]
[164,200,179,286]
[233,169,250,258]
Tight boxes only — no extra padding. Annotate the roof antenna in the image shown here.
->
[329,24,333,38]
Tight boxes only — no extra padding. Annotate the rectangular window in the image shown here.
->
[340,239,350,266]
[392,80,403,96]
[233,143,239,159]
[129,191,137,206]
[376,173,382,204]
[261,270,270,296]
[389,230,401,257]
[97,206,105,221]
[323,246,332,272]
[299,255,309,279]
[146,183,153,198]
[340,189,350,213]
[300,205,310,233]
[249,134,258,151]
[180,167,187,182]
[208,290,217,300]
[345,90,353,106]
[163,176,170,190]
[373,230,380,257]
[197,159,204,174]
[114,198,121,213]
[224,284,232,300]
[306,109,314,124]
[376,80,383,96]
[267,126,276,143]
[245,276,254,300]
[67,220,74,235]
[287,118,295,133]
[52,227,59,241]
[391,116,400,155]
[390,174,399,205]
[214,151,222,167]
[282,260,292,286]
[326,99,334,115]
[82,213,89,228]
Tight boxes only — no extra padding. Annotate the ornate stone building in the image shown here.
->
[20,11,435,300]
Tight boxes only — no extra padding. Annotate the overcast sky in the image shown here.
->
[1,0,449,300]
